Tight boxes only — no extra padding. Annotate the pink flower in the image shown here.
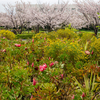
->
[31,63,34,67]
[39,63,47,72]
[32,39,34,43]
[42,63,47,68]
[30,95,33,99]
[72,95,75,99]
[44,37,46,40]
[54,61,58,64]
[27,61,29,65]
[91,50,93,55]
[33,78,36,86]
[85,50,90,55]
[39,65,46,72]
[2,49,6,52]
[49,62,54,67]
[61,74,64,79]
[15,44,21,47]
[49,57,51,60]
[3,37,5,39]
[82,92,85,98]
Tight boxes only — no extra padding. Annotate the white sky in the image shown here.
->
[0,0,99,12]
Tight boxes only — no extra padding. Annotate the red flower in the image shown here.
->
[61,74,64,79]
[31,63,34,67]
[85,50,90,55]
[49,62,54,67]
[15,44,21,47]
[2,49,6,52]
[82,92,85,98]
[91,50,93,55]
[32,39,34,43]
[25,47,28,50]
[49,57,51,60]
[33,78,36,86]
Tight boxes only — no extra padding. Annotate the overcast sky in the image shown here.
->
[0,0,99,13]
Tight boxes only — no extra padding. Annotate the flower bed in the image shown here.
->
[0,28,100,100]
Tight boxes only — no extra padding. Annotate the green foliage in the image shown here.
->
[17,34,34,39]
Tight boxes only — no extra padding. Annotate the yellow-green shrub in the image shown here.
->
[80,32,94,43]
[0,30,16,40]
[57,28,78,40]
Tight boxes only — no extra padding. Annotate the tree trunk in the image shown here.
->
[94,26,98,36]
[34,25,39,33]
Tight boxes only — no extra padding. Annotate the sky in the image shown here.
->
[0,0,99,13]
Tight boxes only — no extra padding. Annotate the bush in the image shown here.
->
[17,34,33,39]
[0,30,16,40]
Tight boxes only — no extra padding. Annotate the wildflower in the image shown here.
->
[54,61,58,64]
[33,78,36,86]
[61,74,64,79]
[49,57,51,60]
[39,65,46,72]
[91,50,93,55]
[15,44,21,47]
[27,61,29,66]
[49,62,54,67]
[31,63,34,67]
[85,50,90,55]
[3,37,5,39]
[72,95,75,99]
[39,63,47,72]
[42,63,47,68]
[82,92,85,98]
[2,49,6,52]
[30,95,33,99]
[32,39,34,43]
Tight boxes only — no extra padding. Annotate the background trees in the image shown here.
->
[0,0,100,35]
[72,0,100,36]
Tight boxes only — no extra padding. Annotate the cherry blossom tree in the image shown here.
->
[1,0,71,33]
[3,1,30,34]
[72,0,100,36]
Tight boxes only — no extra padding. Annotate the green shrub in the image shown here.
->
[0,30,16,40]
[17,34,33,39]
